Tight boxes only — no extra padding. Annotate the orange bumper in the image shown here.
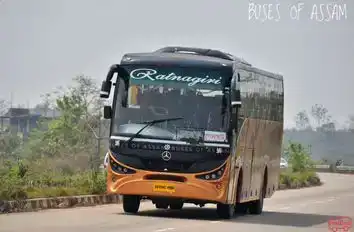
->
[107,161,230,203]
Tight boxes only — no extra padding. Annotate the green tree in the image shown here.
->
[0,76,108,200]
[294,110,312,131]
[23,75,103,164]
[284,141,314,173]
[310,104,331,130]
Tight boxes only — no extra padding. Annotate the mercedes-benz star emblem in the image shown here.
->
[161,151,172,161]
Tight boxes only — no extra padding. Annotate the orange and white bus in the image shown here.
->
[100,46,284,219]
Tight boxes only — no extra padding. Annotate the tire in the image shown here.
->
[169,202,184,210]
[123,195,140,214]
[249,178,266,215]
[156,203,169,209]
[216,203,235,219]
[235,202,248,214]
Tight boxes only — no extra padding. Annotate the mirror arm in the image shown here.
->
[100,64,127,99]
[105,64,119,83]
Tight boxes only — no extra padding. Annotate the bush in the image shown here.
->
[284,141,315,173]
[0,159,107,200]
[279,141,321,189]
[280,170,321,189]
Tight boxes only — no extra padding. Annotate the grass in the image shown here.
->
[279,169,321,189]
[24,186,97,199]
[0,167,107,201]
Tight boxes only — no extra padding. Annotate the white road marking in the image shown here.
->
[278,206,291,210]
[210,221,221,224]
[154,228,175,232]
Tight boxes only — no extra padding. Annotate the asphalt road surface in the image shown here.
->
[1,173,353,232]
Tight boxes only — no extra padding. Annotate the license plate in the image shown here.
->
[153,183,176,193]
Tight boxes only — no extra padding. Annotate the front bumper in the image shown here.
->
[106,157,231,203]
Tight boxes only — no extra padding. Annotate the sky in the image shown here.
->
[0,0,353,128]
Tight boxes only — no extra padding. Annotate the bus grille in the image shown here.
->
[144,174,187,182]
[140,159,194,173]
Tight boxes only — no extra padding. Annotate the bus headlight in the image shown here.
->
[109,156,136,174]
[195,164,226,181]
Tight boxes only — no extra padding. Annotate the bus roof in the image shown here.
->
[119,46,283,80]
[237,63,284,81]
[120,46,250,69]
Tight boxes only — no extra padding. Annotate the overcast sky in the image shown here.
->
[0,0,353,128]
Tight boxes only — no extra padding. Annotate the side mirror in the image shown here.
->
[230,73,241,131]
[103,106,112,119]
[231,73,241,108]
[231,89,241,108]
[100,81,112,98]
[221,88,229,115]
[121,90,128,108]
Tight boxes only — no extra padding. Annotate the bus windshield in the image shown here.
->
[111,65,231,144]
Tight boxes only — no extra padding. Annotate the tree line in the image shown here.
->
[293,104,354,132]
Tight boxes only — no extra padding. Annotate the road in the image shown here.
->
[1,173,353,232]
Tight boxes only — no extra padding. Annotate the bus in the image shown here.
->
[100,46,284,219]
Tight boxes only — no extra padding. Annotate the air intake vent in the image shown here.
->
[144,174,187,182]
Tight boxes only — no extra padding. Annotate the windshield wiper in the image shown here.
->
[180,137,203,145]
[122,117,184,145]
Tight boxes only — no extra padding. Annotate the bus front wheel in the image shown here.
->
[155,203,169,209]
[123,195,140,214]
[216,203,235,219]
[170,202,184,210]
